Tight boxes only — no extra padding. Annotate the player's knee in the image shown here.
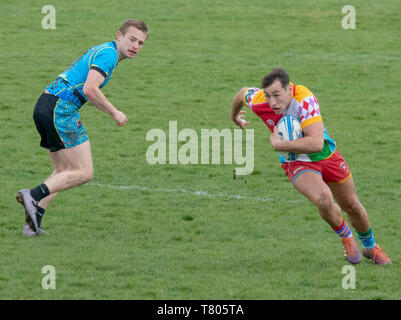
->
[343,199,364,216]
[80,168,94,184]
[85,168,94,183]
[317,191,334,212]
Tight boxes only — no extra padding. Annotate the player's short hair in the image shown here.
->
[118,19,149,37]
[262,68,290,89]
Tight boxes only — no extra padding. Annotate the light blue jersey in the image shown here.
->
[43,41,119,149]
[46,41,119,108]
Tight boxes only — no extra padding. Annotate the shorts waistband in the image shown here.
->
[46,77,86,107]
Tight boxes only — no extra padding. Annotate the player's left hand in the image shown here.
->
[269,126,282,150]
[233,110,250,130]
[113,110,128,127]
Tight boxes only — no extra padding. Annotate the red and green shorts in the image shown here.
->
[281,150,352,184]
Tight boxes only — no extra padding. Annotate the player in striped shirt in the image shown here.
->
[231,68,390,265]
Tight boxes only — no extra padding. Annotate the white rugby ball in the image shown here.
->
[276,115,303,161]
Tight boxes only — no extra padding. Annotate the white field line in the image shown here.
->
[88,182,301,203]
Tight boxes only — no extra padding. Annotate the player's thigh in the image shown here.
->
[46,149,69,172]
[52,140,93,172]
[293,171,334,206]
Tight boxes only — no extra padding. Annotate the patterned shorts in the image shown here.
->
[33,93,88,152]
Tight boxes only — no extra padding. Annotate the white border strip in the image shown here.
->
[88,182,301,203]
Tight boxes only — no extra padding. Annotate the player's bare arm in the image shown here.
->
[270,121,324,154]
[231,88,250,129]
[83,69,127,127]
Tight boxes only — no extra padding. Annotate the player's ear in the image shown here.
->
[116,30,123,41]
[287,83,293,95]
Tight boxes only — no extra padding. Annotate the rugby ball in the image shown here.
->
[276,115,303,161]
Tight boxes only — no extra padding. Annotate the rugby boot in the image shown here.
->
[363,245,391,265]
[22,224,48,237]
[16,189,39,233]
[342,236,362,264]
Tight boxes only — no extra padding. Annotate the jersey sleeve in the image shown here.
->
[90,48,118,78]
[243,87,261,109]
[298,95,323,130]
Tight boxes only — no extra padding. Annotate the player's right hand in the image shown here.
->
[113,110,127,127]
[233,110,250,129]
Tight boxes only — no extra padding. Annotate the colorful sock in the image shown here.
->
[36,206,46,228]
[30,183,50,202]
[357,228,376,250]
[332,218,353,239]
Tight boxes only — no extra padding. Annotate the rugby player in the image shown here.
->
[16,19,149,236]
[231,68,391,265]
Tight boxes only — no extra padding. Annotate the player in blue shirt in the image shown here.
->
[47,40,120,110]
[16,19,149,236]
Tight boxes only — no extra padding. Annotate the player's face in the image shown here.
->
[263,80,293,114]
[116,26,147,61]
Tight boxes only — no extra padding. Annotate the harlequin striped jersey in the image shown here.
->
[243,84,336,163]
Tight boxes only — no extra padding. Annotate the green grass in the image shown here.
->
[1,0,401,299]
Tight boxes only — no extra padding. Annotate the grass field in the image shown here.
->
[1,0,400,300]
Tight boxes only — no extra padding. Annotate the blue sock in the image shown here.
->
[357,228,376,250]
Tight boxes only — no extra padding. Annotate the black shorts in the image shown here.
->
[33,93,66,152]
